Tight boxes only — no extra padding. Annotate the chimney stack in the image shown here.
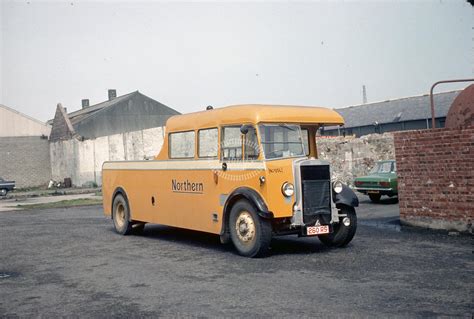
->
[108,89,117,101]
[362,85,367,104]
[81,99,90,109]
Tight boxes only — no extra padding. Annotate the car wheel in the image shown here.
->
[319,205,357,247]
[369,194,381,203]
[229,200,272,257]
[112,194,133,235]
[0,189,7,196]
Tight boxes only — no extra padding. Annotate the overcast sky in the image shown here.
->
[1,0,473,122]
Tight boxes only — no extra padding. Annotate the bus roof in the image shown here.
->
[165,104,345,132]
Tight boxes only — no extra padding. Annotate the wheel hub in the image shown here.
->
[235,211,255,243]
[115,203,126,228]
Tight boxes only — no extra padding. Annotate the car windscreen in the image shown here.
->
[370,162,393,174]
[258,124,305,159]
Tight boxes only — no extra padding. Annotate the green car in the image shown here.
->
[354,160,398,202]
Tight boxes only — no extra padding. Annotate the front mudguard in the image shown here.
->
[220,187,274,242]
[333,184,359,208]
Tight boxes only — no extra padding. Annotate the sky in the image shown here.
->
[0,0,473,122]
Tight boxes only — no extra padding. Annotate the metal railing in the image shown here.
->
[430,79,474,128]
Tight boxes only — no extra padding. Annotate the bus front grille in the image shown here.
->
[301,165,332,225]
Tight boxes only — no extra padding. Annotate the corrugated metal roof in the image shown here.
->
[333,91,460,128]
[68,91,138,125]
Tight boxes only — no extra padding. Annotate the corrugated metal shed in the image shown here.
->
[335,91,459,128]
[323,91,460,137]
[67,91,138,125]
[49,91,180,140]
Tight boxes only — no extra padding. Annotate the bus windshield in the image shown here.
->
[258,124,305,159]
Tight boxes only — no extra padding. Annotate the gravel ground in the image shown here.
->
[0,200,472,318]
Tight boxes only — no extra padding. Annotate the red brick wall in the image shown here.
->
[393,127,474,232]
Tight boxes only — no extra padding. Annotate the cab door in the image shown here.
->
[219,124,263,200]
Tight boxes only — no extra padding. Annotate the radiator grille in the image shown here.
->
[301,165,331,225]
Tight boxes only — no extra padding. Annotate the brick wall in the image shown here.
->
[0,136,52,188]
[394,127,474,232]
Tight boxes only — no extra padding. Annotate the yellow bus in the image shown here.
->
[102,104,359,257]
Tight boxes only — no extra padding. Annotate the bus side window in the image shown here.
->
[244,126,259,160]
[198,128,218,158]
[169,131,195,158]
[222,127,242,161]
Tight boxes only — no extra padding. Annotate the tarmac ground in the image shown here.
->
[0,195,472,317]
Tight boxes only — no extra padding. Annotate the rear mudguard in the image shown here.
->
[111,187,131,220]
[333,184,359,207]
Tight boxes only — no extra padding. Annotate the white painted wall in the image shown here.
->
[50,126,164,186]
[0,105,51,137]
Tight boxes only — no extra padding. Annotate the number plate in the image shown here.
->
[367,190,380,194]
[307,225,329,236]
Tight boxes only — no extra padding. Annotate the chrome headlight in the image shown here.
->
[281,182,294,197]
[333,181,343,194]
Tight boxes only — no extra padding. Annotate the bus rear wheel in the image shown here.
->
[112,194,133,235]
[229,200,272,258]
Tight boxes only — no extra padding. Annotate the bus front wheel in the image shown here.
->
[112,194,133,235]
[229,200,272,258]
[319,206,357,247]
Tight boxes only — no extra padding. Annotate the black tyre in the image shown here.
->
[369,194,381,203]
[319,206,357,247]
[229,200,272,257]
[112,194,133,235]
[132,223,146,235]
[0,189,7,196]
